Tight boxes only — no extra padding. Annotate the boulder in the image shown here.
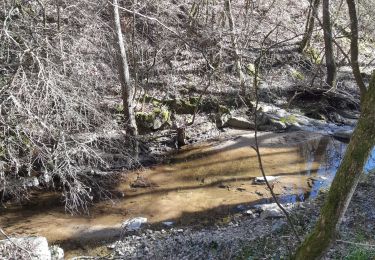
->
[226,117,255,129]
[122,217,148,231]
[136,107,171,132]
[0,236,52,260]
[50,245,64,260]
[253,203,293,219]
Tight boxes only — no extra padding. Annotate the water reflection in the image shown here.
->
[365,147,375,173]
[0,131,374,246]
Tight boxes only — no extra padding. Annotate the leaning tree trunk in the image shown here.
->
[294,72,375,259]
[299,0,321,53]
[112,0,139,143]
[322,0,337,88]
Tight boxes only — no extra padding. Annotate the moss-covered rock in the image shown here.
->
[136,106,171,133]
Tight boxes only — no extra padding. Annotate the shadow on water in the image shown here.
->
[0,130,374,256]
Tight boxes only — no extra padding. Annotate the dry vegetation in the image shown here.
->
[1,0,375,213]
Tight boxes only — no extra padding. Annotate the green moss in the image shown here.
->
[136,105,171,132]
[0,144,5,158]
[291,69,305,81]
[115,104,124,113]
[152,100,161,106]
[136,112,154,123]
[218,105,230,115]
[304,47,322,64]
[246,63,256,76]
[174,99,196,114]
[153,106,171,122]
[279,115,297,124]
[189,96,200,105]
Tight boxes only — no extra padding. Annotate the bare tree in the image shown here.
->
[299,0,321,52]
[322,0,337,88]
[224,0,246,96]
[112,0,139,150]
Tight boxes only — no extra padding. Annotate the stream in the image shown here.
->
[0,130,374,256]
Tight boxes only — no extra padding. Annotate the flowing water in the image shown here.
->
[1,130,374,255]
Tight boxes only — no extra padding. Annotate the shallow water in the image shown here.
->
[0,130,373,252]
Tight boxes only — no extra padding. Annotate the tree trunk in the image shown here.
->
[322,0,337,88]
[299,0,321,53]
[346,0,367,98]
[224,0,245,96]
[112,0,138,138]
[294,72,375,259]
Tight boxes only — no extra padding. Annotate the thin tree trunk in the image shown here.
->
[299,0,321,53]
[294,72,375,259]
[224,0,245,96]
[112,0,139,150]
[322,0,337,88]
[346,0,367,98]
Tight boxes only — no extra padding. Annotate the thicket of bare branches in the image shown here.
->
[0,0,137,213]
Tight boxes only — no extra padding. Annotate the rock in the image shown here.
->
[162,221,174,228]
[254,203,292,219]
[136,106,171,132]
[253,176,279,184]
[122,217,148,231]
[235,205,246,212]
[226,117,255,129]
[260,207,284,219]
[215,113,230,128]
[332,129,353,142]
[245,210,257,218]
[107,243,117,249]
[130,176,154,188]
[23,177,39,188]
[50,245,64,260]
[38,171,52,186]
[0,236,51,260]
[218,182,230,189]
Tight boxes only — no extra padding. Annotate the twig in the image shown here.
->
[109,1,215,70]
[251,24,302,244]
